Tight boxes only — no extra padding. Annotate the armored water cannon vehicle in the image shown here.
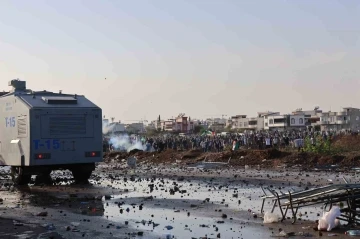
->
[0,79,103,184]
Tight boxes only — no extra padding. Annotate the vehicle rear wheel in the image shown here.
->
[35,170,52,185]
[71,164,95,183]
[11,166,32,185]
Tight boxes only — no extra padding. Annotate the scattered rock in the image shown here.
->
[37,212,48,217]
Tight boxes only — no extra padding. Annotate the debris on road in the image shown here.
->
[37,211,48,217]
[263,212,279,224]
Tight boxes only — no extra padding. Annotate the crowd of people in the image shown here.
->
[103,129,358,153]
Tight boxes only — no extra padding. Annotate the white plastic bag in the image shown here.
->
[263,212,279,223]
[318,218,328,231]
[317,206,341,231]
[335,219,340,228]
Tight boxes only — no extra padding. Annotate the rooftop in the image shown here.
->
[0,92,9,97]
[258,112,280,117]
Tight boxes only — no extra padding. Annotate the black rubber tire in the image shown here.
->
[71,164,94,183]
[35,170,53,185]
[11,166,31,185]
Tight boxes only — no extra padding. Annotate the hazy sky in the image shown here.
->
[0,0,359,122]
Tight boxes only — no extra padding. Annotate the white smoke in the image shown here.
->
[109,134,146,152]
[103,121,110,135]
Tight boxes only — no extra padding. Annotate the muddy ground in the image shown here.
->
[0,161,359,239]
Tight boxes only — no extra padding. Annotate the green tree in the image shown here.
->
[314,125,321,132]
[194,125,203,134]
[224,125,233,132]
[237,128,246,133]
[145,126,158,136]
[304,135,333,154]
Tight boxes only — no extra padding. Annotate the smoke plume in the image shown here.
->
[109,134,146,152]
[103,121,110,135]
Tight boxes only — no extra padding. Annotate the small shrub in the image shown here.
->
[303,136,338,155]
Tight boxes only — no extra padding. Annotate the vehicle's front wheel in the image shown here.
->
[11,166,31,185]
[71,164,95,183]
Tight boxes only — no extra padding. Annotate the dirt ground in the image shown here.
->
[0,217,63,239]
[104,135,360,170]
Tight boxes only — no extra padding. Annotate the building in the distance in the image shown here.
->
[262,108,323,131]
[229,113,266,131]
[148,120,162,131]
[160,120,176,132]
[126,122,146,134]
[263,112,288,131]
[192,119,209,130]
[291,107,322,130]
[174,113,194,133]
[102,118,126,135]
[206,118,227,126]
[147,121,156,130]
[208,122,226,132]
[319,107,360,131]
[205,117,226,132]
[156,113,194,133]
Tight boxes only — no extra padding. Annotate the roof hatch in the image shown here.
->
[42,96,78,104]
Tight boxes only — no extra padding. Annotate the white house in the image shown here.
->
[265,114,287,131]
[229,114,264,131]
[319,107,360,131]
[289,114,306,128]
